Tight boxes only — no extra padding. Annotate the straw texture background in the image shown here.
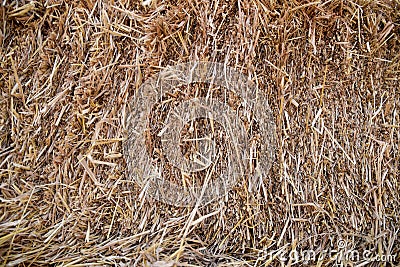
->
[1,0,399,266]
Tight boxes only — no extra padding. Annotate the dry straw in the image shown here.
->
[123,62,277,207]
[1,0,399,266]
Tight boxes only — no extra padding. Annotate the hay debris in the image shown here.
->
[1,0,399,266]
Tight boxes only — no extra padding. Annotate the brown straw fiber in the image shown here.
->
[1,0,399,266]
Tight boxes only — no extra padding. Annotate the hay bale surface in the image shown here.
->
[1,0,399,266]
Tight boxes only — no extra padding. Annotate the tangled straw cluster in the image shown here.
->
[1,0,399,265]
[124,62,277,207]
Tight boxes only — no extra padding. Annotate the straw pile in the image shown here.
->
[1,0,399,266]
